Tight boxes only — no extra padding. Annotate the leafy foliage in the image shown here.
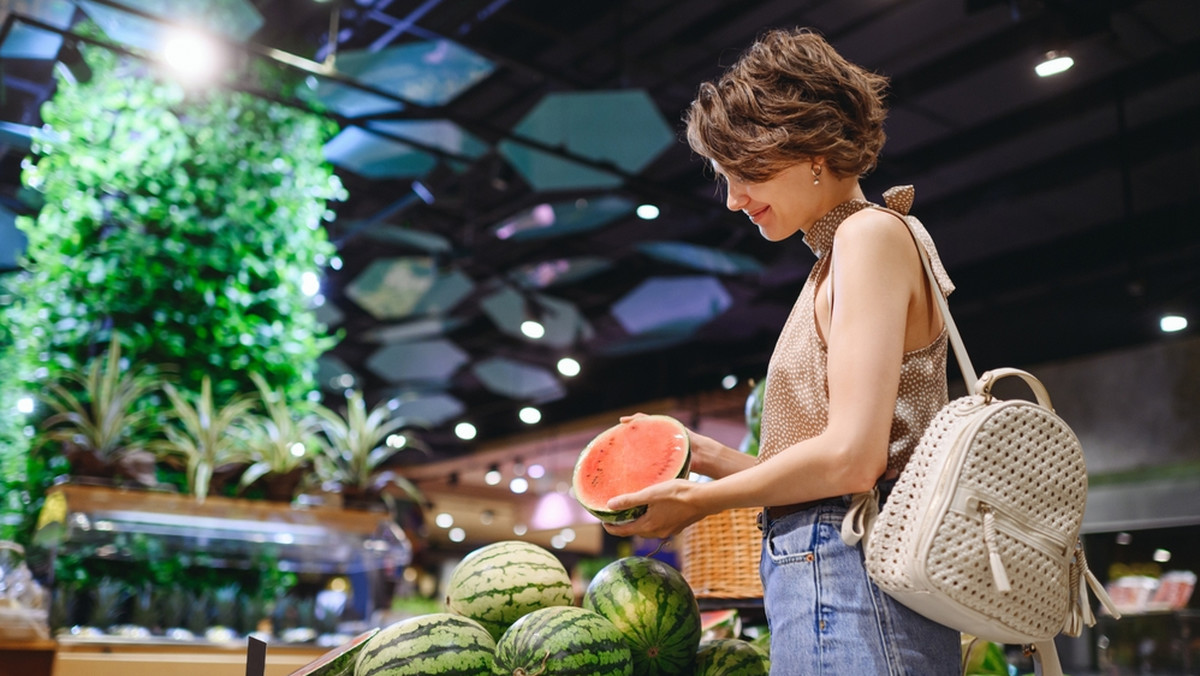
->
[238,372,322,499]
[36,336,168,485]
[311,390,421,502]
[11,30,344,411]
[153,376,256,503]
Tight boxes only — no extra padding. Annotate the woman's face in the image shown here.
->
[714,161,819,242]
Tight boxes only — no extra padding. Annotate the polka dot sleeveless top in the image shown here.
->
[756,185,956,480]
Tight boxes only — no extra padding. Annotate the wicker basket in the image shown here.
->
[678,507,764,599]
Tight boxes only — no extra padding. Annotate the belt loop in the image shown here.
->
[756,510,765,531]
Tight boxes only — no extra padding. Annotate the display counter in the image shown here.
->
[51,637,325,676]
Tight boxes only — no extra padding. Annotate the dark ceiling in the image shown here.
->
[2,0,1199,460]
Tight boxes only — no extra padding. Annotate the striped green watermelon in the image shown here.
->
[352,613,495,676]
[582,556,701,676]
[572,414,690,524]
[444,540,574,641]
[494,605,632,676]
[695,639,769,676]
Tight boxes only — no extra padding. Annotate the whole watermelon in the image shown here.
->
[445,540,574,641]
[494,605,632,676]
[353,613,495,676]
[695,638,770,676]
[583,556,701,676]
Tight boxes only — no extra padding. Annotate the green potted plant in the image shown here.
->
[237,373,321,503]
[36,336,168,487]
[311,391,422,510]
[153,375,256,504]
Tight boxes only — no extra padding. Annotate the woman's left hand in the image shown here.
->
[601,478,706,540]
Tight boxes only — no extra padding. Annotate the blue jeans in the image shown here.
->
[760,500,961,676]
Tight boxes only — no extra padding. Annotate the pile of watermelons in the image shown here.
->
[332,540,769,676]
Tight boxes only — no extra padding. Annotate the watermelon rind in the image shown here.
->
[494,605,633,676]
[583,556,701,676]
[695,638,770,676]
[287,628,378,676]
[444,540,574,641]
[352,613,495,676]
[571,414,691,524]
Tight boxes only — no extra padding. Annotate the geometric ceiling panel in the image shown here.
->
[77,0,263,51]
[636,241,765,275]
[368,119,489,169]
[359,223,453,253]
[479,286,591,349]
[313,298,345,328]
[0,0,74,59]
[611,275,732,336]
[498,89,674,191]
[384,390,465,428]
[491,195,634,241]
[323,126,437,180]
[366,338,468,384]
[344,257,435,320]
[361,317,466,345]
[411,268,474,316]
[316,354,361,392]
[471,356,565,402]
[307,40,496,117]
[509,256,613,290]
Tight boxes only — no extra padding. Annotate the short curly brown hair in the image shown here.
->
[685,27,890,182]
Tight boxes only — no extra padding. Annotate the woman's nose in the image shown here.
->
[725,183,748,211]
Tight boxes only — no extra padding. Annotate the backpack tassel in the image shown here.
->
[981,506,1011,593]
[1064,540,1121,637]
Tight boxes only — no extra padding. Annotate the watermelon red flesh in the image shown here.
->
[572,414,690,524]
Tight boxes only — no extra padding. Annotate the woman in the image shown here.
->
[603,27,962,675]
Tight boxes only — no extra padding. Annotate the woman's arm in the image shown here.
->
[604,210,925,539]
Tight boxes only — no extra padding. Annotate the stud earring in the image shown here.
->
[811,164,823,185]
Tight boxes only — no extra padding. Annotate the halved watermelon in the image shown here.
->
[572,414,690,524]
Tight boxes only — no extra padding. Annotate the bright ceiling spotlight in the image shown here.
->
[556,356,581,377]
[386,433,408,449]
[434,512,453,528]
[484,463,501,485]
[519,406,542,425]
[1160,313,1188,333]
[1035,50,1074,77]
[527,463,546,479]
[721,374,738,390]
[520,319,546,339]
[636,204,660,220]
[159,26,223,85]
[448,527,466,543]
[510,477,529,494]
[454,421,477,441]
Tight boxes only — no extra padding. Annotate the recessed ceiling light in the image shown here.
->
[1160,314,1188,333]
[455,421,477,441]
[519,406,542,424]
[1035,50,1074,77]
[557,357,581,377]
[636,204,660,220]
[520,320,545,339]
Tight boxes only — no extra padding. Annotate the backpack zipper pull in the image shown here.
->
[980,503,1012,593]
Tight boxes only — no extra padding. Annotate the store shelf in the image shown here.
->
[52,637,325,676]
[40,484,412,575]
